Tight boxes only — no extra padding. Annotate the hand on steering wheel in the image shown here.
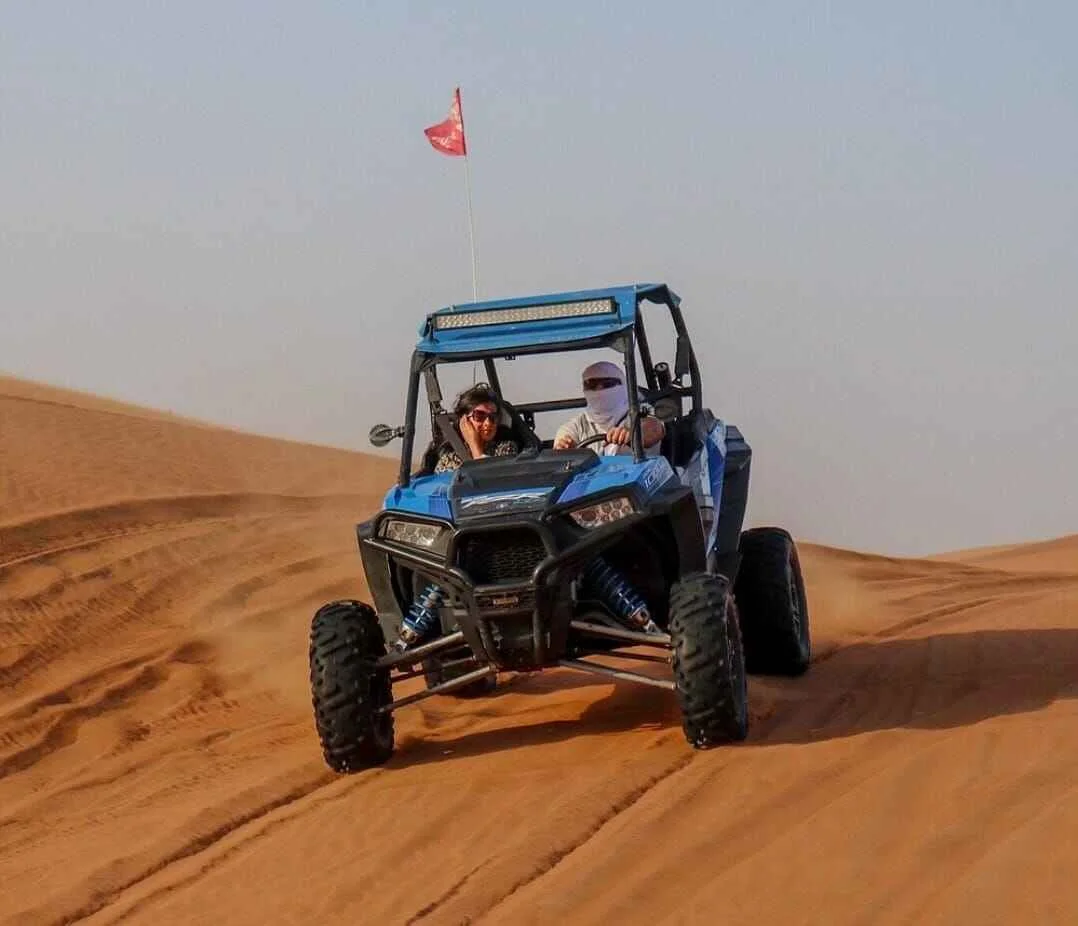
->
[557,430,628,454]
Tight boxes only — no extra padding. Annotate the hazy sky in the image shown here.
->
[3,2,1076,555]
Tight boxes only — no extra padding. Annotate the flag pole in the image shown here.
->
[464,153,479,381]
[457,88,479,303]
[424,87,481,378]
[463,153,479,303]
[456,89,480,382]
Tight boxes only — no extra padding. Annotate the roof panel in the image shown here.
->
[415,283,675,356]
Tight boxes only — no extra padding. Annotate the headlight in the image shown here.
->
[381,519,449,553]
[568,496,635,529]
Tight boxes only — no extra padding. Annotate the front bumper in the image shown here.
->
[358,484,705,670]
[360,516,636,669]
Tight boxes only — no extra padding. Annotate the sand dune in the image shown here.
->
[935,533,1078,576]
[2,376,1076,925]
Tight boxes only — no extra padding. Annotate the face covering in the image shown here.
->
[582,361,630,430]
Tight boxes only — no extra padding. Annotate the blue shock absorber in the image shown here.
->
[582,558,661,635]
[393,582,445,651]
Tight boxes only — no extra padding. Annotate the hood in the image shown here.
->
[383,451,676,523]
[448,450,598,520]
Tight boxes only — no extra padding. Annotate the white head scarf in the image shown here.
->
[582,360,629,430]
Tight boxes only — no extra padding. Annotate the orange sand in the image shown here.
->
[2,375,1075,925]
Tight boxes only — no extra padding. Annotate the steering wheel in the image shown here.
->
[576,432,613,454]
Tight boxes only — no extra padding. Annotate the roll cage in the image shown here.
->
[395,284,704,488]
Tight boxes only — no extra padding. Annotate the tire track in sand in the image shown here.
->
[68,771,390,926]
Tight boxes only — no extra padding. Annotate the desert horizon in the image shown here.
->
[2,373,1076,925]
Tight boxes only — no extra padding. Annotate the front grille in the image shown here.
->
[458,529,546,584]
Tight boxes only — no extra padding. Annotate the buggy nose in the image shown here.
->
[450,515,632,670]
[451,527,626,671]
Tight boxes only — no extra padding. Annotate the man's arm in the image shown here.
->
[553,412,587,450]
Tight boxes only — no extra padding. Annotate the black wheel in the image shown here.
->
[309,600,394,772]
[733,527,811,676]
[668,572,749,747]
[422,647,497,697]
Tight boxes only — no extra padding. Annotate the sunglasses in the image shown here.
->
[582,377,622,391]
[468,409,498,424]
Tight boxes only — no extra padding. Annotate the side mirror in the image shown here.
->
[369,424,403,447]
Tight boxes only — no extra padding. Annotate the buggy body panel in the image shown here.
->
[384,454,678,520]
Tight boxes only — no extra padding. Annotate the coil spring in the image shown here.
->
[582,557,651,628]
[401,582,445,641]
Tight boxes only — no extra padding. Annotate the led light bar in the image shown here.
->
[433,298,616,330]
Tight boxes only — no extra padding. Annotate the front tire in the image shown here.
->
[669,572,749,747]
[734,527,811,676]
[309,600,394,772]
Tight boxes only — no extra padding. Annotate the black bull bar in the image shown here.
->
[364,514,646,670]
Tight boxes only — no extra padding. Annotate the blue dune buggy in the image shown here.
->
[309,283,810,771]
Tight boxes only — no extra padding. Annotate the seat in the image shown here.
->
[499,399,541,452]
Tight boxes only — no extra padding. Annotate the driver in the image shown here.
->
[553,361,665,455]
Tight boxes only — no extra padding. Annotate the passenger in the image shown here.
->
[395,384,518,653]
[428,383,520,474]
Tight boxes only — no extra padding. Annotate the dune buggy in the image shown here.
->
[309,283,810,771]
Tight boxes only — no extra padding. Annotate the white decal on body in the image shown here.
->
[459,489,550,509]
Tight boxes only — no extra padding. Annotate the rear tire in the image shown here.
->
[309,600,394,772]
[669,572,749,747]
[423,647,497,697]
[734,527,811,676]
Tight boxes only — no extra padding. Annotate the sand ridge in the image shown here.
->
[1,376,1076,924]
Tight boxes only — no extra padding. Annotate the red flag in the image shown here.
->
[424,88,467,157]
